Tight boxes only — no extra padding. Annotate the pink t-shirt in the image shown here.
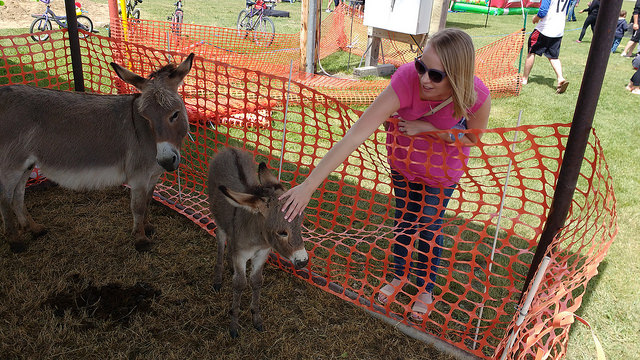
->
[386,62,490,187]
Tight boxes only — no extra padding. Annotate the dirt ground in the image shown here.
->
[0,0,110,29]
[0,183,456,359]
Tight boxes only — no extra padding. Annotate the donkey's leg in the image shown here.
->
[213,228,227,291]
[249,248,270,332]
[230,251,250,338]
[0,172,28,252]
[11,167,46,237]
[129,182,153,252]
[142,184,156,236]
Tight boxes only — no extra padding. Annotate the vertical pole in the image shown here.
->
[64,0,84,92]
[518,0,623,304]
[306,0,319,74]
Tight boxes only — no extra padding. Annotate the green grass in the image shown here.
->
[1,0,638,358]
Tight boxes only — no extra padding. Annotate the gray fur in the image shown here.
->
[208,147,309,338]
[0,53,195,252]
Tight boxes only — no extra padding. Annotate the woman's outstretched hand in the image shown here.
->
[279,182,314,222]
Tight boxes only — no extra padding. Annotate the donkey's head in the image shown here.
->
[110,53,195,172]
[219,163,309,269]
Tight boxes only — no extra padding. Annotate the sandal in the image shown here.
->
[375,278,402,306]
[556,80,569,94]
[409,292,433,322]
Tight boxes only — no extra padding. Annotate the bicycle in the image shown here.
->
[167,0,183,36]
[236,0,276,47]
[121,0,142,20]
[30,0,94,42]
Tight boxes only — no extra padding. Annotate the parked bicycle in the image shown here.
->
[121,0,142,20]
[167,0,183,36]
[30,0,94,42]
[237,0,276,47]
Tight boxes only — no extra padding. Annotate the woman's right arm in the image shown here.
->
[280,85,401,221]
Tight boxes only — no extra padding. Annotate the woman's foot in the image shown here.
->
[409,292,434,322]
[375,278,402,305]
[632,88,640,95]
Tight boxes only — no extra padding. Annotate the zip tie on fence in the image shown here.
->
[278,59,293,181]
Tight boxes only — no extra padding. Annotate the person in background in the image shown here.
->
[279,28,491,321]
[621,0,640,57]
[612,10,629,53]
[625,67,640,94]
[567,0,579,21]
[521,0,570,93]
[325,0,341,12]
[575,0,600,43]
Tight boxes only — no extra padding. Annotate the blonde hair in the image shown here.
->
[429,28,477,119]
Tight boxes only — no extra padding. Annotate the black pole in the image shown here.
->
[518,0,623,304]
[64,0,84,92]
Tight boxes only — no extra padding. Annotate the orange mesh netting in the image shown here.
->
[107,2,524,104]
[0,30,616,359]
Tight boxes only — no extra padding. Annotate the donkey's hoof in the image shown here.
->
[134,239,154,252]
[8,241,27,253]
[144,224,156,237]
[30,224,47,237]
[229,329,239,338]
[212,283,222,292]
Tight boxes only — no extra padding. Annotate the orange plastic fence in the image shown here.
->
[0,30,616,359]
[107,3,523,104]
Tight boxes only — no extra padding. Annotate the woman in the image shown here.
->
[280,28,491,321]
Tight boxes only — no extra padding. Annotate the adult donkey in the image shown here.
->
[0,53,195,253]
[208,147,309,338]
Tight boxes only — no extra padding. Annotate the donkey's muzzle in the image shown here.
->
[291,249,309,269]
[157,142,181,172]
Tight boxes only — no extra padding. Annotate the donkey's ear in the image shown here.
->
[111,62,148,91]
[168,53,195,90]
[219,186,268,215]
[258,162,280,187]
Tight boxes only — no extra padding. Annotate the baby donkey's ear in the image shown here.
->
[258,162,281,187]
[218,185,269,216]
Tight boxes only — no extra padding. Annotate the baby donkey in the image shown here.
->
[208,147,308,338]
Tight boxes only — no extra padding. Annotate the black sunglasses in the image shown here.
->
[414,57,447,83]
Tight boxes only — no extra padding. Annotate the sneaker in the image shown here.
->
[575,40,582,43]
[632,88,640,95]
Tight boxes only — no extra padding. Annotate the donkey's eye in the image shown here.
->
[277,230,289,238]
[169,111,180,123]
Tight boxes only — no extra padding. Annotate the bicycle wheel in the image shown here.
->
[252,16,275,47]
[236,9,251,39]
[131,8,141,19]
[30,17,52,41]
[76,15,93,38]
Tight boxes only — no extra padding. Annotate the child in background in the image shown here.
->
[612,10,629,53]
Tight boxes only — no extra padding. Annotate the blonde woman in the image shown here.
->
[280,28,491,321]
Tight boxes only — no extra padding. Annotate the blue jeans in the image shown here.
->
[390,170,455,293]
[612,37,623,53]
[567,0,577,21]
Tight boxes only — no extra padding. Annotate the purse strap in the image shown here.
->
[422,97,453,117]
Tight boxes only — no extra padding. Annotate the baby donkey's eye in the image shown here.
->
[169,111,180,123]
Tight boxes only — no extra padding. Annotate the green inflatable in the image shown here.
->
[451,2,539,15]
